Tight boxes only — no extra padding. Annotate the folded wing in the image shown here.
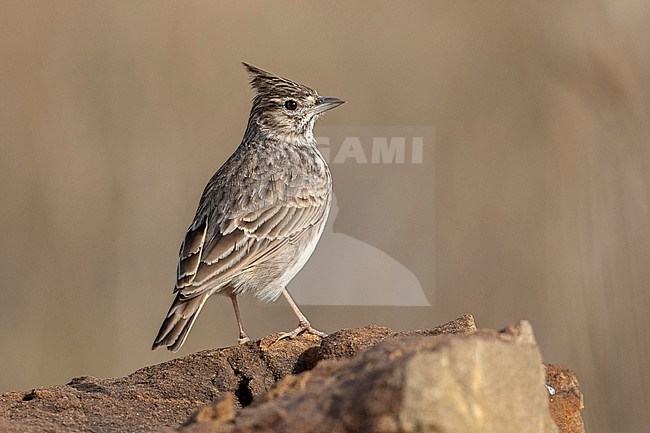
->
[173,193,328,301]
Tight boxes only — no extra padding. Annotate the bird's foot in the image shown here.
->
[276,321,328,342]
[237,333,251,345]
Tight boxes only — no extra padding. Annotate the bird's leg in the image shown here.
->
[230,294,251,344]
[276,288,327,341]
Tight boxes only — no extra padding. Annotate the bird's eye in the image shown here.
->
[284,100,298,111]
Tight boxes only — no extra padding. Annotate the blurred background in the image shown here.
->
[1,2,649,432]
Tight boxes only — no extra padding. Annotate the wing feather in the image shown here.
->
[175,222,207,291]
[249,206,290,239]
[173,193,328,300]
[202,230,248,265]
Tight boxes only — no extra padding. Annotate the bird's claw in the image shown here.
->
[276,322,327,342]
[237,334,251,345]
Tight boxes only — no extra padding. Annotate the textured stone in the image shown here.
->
[0,339,321,433]
[545,364,585,433]
[182,321,558,433]
[0,316,581,433]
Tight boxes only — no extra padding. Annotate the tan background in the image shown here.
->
[1,2,649,432]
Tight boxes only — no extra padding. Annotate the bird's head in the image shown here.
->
[243,63,344,140]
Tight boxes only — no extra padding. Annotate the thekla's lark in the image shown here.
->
[152,63,344,351]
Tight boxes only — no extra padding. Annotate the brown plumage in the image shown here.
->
[152,63,344,352]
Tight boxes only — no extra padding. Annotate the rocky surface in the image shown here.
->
[545,364,586,433]
[0,315,584,433]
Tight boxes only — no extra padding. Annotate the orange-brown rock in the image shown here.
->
[0,315,584,433]
[545,364,586,433]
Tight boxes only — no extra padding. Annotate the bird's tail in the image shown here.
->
[152,293,209,352]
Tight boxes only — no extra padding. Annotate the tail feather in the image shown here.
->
[152,294,209,352]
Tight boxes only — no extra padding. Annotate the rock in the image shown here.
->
[0,315,582,433]
[181,320,558,433]
[545,364,585,433]
[394,313,477,337]
[178,393,237,433]
[0,340,320,433]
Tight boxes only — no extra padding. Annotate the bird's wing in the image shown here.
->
[173,192,329,300]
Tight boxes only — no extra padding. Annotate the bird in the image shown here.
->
[152,63,345,352]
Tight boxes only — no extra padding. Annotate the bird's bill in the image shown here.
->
[315,96,345,114]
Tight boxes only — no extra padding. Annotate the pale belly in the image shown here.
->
[227,201,331,302]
